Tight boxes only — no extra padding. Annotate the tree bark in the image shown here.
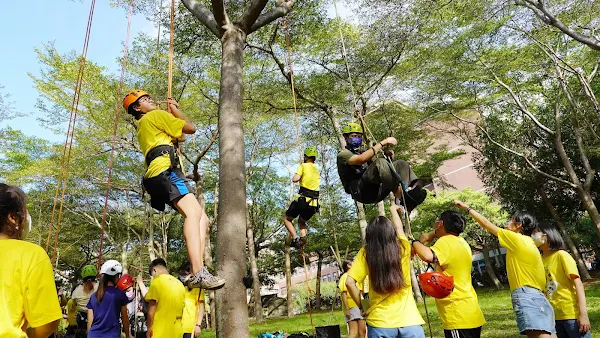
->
[409,262,423,303]
[482,245,503,290]
[356,202,368,243]
[214,26,250,338]
[539,187,592,280]
[315,252,323,309]
[206,185,217,329]
[246,208,263,322]
[285,237,294,317]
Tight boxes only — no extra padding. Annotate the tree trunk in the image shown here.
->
[285,237,294,317]
[315,252,323,309]
[409,262,423,303]
[214,27,249,338]
[145,201,156,261]
[539,187,592,280]
[356,202,368,243]
[205,185,218,329]
[246,210,263,322]
[482,245,503,290]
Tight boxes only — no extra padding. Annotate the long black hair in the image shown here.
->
[512,211,538,236]
[342,259,353,273]
[97,273,119,303]
[0,183,27,239]
[365,216,405,294]
[539,225,565,251]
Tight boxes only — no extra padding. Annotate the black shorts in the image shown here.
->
[143,168,194,211]
[285,199,317,221]
[444,327,482,338]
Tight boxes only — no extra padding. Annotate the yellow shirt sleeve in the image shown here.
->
[347,249,368,284]
[338,273,347,293]
[152,110,186,140]
[295,164,304,177]
[498,229,520,252]
[559,251,579,279]
[145,278,161,302]
[23,253,63,328]
[431,237,450,268]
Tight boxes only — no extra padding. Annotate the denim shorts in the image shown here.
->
[556,319,592,338]
[511,286,556,335]
[367,325,425,338]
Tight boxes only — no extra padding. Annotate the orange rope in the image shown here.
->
[98,0,135,269]
[283,19,302,162]
[46,0,97,262]
[167,0,175,103]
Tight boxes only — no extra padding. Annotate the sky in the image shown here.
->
[0,0,153,142]
[0,0,352,143]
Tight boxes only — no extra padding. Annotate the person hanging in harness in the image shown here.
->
[283,146,321,249]
[336,122,427,211]
[123,90,224,290]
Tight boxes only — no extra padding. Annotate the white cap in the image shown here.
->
[100,260,123,276]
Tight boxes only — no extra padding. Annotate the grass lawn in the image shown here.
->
[199,282,600,338]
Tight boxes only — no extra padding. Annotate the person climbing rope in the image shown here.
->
[412,211,486,338]
[86,260,130,338]
[336,122,427,210]
[123,90,224,290]
[283,146,321,249]
[145,258,185,338]
[345,203,426,337]
[0,183,63,337]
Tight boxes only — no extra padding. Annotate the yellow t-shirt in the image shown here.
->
[338,273,359,310]
[182,288,205,334]
[0,240,62,337]
[66,299,77,326]
[348,235,425,328]
[145,273,185,338]
[431,235,485,330]
[295,162,320,207]
[542,250,580,320]
[136,110,186,178]
[498,229,546,291]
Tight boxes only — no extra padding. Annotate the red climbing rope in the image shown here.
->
[98,0,135,268]
[46,0,97,264]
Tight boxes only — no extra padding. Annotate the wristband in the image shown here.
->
[372,147,377,156]
[411,239,421,246]
[467,207,472,213]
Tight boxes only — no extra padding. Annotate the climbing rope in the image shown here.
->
[283,19,303,162]
[167,0,175,102]
[98,0,135,268]
[332,0,359,112]
[46,0,97,263]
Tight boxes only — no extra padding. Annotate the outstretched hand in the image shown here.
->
[390,203,404,215]
[454,200,469,211]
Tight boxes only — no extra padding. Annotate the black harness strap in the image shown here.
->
[298,186,320,199]
[145,144,179,170]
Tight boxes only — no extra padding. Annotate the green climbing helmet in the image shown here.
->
[81,265,98,279]
[304,146,318,158]
[342,122,363,135]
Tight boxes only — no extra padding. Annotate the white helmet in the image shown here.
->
[100,260,123,276]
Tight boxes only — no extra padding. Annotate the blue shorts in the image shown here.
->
[367,325,425,338]
[556,319,592,338]
[511,286,556,335]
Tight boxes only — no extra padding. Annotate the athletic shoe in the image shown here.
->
[290,237,302,249]
[185,267,225,290]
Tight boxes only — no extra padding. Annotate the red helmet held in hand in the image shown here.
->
[117,274,134,291]
[419,271,454,299]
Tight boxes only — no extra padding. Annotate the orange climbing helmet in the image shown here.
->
[123,90,150,114]
[418,270,454,299]
[117,274,134,291]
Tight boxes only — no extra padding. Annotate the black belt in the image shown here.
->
[299,186,320,199]
[145,144,179,170]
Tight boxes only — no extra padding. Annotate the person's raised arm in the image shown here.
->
[390,203,405,237]
[412,231,436,263]
[167,98,196,134]
[454,200,500,236]
[26,321,60,338]
[195,297,205,337]
[347,137,397,165]
[136,275,149,298]
[292,174,301,183]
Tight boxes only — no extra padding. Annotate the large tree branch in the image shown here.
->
[448,111,577,188]
[516,0,600,51]
[249,1,294,34]
[240,0,269,33]
[210,0,229,32]
[473,52,555,136]
[181,0,220,37]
